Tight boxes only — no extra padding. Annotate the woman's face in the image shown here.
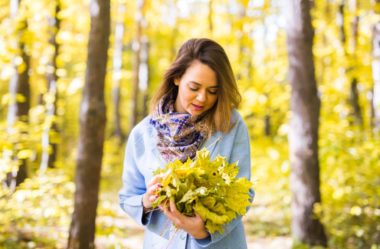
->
[174,60,219,116]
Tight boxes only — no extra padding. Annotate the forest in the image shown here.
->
[0,0,379,248]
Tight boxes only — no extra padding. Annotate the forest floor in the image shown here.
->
[94,163,293,249]
[0,162,293,249]
[96,215,292,249]
[95,198,292,249]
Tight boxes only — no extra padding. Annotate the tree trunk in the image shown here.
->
[349,78,362,125]
[264,114,271,137]
[67,0,110,248]
[169,0,178,62]
[130,0,145,128]
[284,0,327,246]
[372,22,380,133]
[111,3,126,140]
[5,0,30,190]
[338,0,346,47]
[140,37,150,118]
[349,0,363,126]
[208,0,213,34]
[40,0,61,171]
[6,44,30,190]
[236,1,249,81]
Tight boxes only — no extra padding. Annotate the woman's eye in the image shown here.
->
[189,87,198,91]
[208,90,218,95]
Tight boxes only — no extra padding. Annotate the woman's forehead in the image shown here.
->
[182,60,218,86]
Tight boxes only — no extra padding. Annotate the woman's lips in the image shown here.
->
[192,104,204,111]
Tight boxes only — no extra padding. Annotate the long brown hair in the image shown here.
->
[150,38,241,134]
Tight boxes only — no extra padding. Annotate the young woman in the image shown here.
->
[119,38,254,249]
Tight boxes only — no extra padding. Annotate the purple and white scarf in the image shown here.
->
[150,94,208,163]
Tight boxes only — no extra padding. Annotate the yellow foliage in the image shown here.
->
[152,148,252,234]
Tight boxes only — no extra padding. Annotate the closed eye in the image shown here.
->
[189,87,199,91]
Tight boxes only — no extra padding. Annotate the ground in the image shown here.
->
[95,205,292,249]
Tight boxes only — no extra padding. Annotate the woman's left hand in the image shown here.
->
[160,200,209,240]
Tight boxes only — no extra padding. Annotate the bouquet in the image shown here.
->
[152,148,252,234]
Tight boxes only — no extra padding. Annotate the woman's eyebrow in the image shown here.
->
[189,81,219,88]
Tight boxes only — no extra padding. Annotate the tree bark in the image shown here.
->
[169,0,178,62]
[264,114,271,137]
[111,3,126,140]
[208,0,213,34]
[349,0,363,126]
[372,22,380,133]
[140,37,150,118]
[139,36,150,118]
[40,0,61,171]
[130,0,145,128]
[236,1,250,81]
[5,0,30,190]
[284,0,327,246]
[67,0,110,248]
[338,0,346,46]
[349,78,362,125]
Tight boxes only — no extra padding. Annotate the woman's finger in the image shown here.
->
[194,212,204,222]
[160,200,184,229]
[169,200,184,218]
[149,194,158,203]
[147,174,162,187]
[147,183,162,195]
[161,203,171,218]
[169,200,177,213]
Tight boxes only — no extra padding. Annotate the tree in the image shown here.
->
[140,37,150,118]
[67,0,110,247]
[349,0,362,126]
[208,0,213,34]
[168,0,179,61]
[111,2,126,140]
[40,0,61,171]
[284,0,327,246]
[372,21,380,133]
[337,0,362,126]
[130,0,146,128]
[5,0,30,190]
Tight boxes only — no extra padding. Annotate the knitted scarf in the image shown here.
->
[150,94,208,163]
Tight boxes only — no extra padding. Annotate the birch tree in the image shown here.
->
[372,21,380,133]
[284,0,327,246]
[111,2,126,140]
[40,0,61,171]
[5,0,30,190]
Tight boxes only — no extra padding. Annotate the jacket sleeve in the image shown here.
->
[118,129,152,226]
[194,115,255,247]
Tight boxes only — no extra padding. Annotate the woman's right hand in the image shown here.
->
[142,174,163,209]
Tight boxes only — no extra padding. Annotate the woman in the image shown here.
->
[119,38,254,249]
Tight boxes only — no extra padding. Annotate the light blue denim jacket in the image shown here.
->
[119,109,255,249]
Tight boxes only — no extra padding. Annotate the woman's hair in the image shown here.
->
[150,38,241,134]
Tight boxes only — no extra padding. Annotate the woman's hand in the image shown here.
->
[161,200,209,240]
[142,174,163,210]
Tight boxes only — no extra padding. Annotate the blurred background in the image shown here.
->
[0,0,379,248]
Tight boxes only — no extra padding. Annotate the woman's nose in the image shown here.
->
[196,91,206,102]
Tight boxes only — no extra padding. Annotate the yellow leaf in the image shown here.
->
[17,149,33,159]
